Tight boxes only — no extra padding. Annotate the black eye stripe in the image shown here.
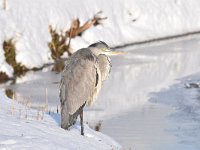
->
[99,41,109,48]
[88,41,109,49]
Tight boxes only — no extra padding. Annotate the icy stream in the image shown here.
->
[2,36,200,149]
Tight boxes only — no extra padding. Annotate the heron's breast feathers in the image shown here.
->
[97,54,111,82]
[87,62,102,105]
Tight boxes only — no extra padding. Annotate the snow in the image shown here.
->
[1,0,200,149]
[1,0,200,76]
[2,35,200,149]
[0,89,121,150]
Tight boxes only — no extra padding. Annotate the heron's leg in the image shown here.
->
[80,110,84,136]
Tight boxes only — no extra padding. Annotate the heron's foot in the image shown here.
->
[81,130,84,136]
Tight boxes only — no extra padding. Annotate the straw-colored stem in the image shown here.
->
[11,93,14,115]
[45,88,48,112]
[3,0,7,10]
[36,109,40,120]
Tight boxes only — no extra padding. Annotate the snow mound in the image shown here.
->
[1,0,200,76]
[0,90,121,150]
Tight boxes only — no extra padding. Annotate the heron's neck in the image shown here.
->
[89,47,102,57]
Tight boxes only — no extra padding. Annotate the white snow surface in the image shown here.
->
[1,0,200,76]
[0,89,121,150]
[2,33,200,149]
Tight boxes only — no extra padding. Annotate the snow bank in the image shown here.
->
[1,0,200,76]
[0,89,121,149]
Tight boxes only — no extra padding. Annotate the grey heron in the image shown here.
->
[60,41,123,135]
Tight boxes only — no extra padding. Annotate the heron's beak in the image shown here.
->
[106,50,126,56]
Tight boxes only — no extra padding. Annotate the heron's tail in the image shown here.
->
[61,103,70,130]
[61,102,86,129]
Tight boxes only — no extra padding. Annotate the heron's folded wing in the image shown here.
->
[60,57,97,115]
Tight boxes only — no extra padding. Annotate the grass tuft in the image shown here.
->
[0,72,9,83]
[48,25,72,60]
[3,38,28,75]
[48,11,107,61]
[95,121,102,132]
[3,0,7,10]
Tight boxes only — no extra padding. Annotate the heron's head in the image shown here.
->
[88,41,125,56]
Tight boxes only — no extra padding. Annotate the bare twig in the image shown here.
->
[41,109,44,120]
[36,109,40,120]
[3,0,7,10]
[66,11,107,38]
[11,92,15,115]
[45,88,48,112]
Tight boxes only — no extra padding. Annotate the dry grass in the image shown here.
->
[48,11,107,61]
[65,11,107,38]
[11,93,15,114]
[0,72,9,83]
[95,121,103,131]
[88,121,103,132]
[4,88,53,121]
[51,60,65,72]
[48,25,72,60]
[3,0,7,10]
[1,11,107,82]
[3,38,28,75]
[45,88,48,112]
[1,39,45,83]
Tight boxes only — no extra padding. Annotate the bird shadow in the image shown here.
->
[48,112,61,126]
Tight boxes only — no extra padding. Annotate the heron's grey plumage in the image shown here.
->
[60,41,112,133]
[97,54,111,81]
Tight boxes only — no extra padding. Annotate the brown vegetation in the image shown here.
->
[3,0,7,10]
[0,72,9,83]
[48,11,107,61]
[95,121,103,132]
[0,11,107,82]
[66,11,107,38]
[3,38,27,75]
[5,89,14,99]
[48,25,72,60]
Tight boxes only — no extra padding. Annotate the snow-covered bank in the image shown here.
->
[1,0,200,77]
[0,90,121,150]
[2,25,200,149]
